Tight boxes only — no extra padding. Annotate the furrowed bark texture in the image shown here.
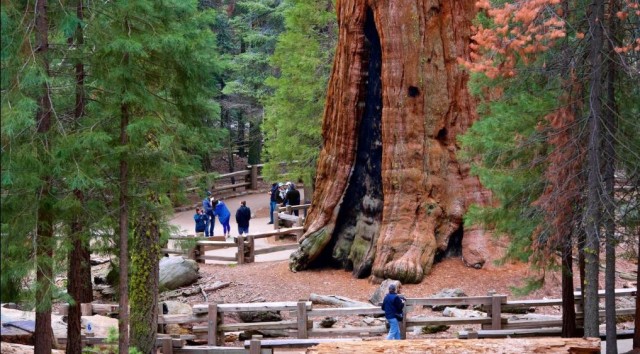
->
[130,193,160,354]
[290,0,486,283]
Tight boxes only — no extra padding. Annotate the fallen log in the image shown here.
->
[307,337,601,354]
[309,294,375,308]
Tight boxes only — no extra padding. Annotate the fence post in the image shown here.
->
[81,303,93,316]
[236,235,245,264]
[286,205,292,215]
[400,304,408,339]
[491,294,504,330]
[247,236,255,263]
[297,301,308,339]
[250,165,258,190]
[249,335,263,354]
[208,303,218,346]
[162,338,173,354]
[273,211,280,230]
[195,243,203,263]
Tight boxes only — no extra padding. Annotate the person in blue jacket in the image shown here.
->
[235,201,252,236]
[381,283,405,340]
[193,208,207,236]
[213,198,231,239]
[202,191,215,237]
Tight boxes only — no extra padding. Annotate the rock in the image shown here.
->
[1,342,64,354]
[320,317,337,328]
[361,317,376,326]
[239,329,287,340]
[238,299,282,323]
[81,315,119,337]
[442,307,487,318]
[238,310,282,323]
[369,279,401,306]
[162,301,194,335]
[159,256,199,291]
[429,288,468,311]
[422,324,450,334]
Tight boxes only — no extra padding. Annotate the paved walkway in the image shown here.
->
[168,190,305,263]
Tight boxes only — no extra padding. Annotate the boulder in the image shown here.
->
[421,324,450,334]
[320,317,337,328]
[238,299,282,323]
[159,256,199,291]
[162,301,194,335]
[369,279,402,306]
[238,310,282,323]
[442,307,487,318]
[429,288,468,311]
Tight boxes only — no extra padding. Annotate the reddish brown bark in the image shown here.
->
[290,0,486,283]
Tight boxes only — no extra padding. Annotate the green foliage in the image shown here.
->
[459,77,556,263]
[262,0,336,185]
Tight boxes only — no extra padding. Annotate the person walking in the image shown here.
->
[268,182,279,225]
[213,198,231,239]
[235,201,251,236]
[283,182,301,216]
[193,208,207,236]
[381,283,405,340]
[202,191,215,237]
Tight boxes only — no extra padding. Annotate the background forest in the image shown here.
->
[1,0,638,353]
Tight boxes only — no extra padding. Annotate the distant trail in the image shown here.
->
[169,190,305,263]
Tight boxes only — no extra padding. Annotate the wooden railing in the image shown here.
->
[64,287,636,352]
[164,228,304,264]
[273,204,311,232]
[183,164,263,196]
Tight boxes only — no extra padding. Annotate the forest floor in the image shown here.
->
[163,189,638,346]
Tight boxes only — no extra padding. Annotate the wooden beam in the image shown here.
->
[405,296,493,307]
[252,244,299,255]
[193,301,312,314]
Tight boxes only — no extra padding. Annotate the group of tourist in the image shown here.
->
[193,180,301,237]
[268,181,301,224]
[194,191,251,239]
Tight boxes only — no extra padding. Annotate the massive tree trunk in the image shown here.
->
[289,0,483,283]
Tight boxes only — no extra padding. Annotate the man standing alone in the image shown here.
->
[381,283,405,340]
[235,201,251,236]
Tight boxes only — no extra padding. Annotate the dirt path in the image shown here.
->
[169,190,305,263]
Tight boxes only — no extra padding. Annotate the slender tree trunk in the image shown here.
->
[119,99,130,353]
[561,238,577,337]
[583,0,605,338]
[634,230,639,350]
[130,193,160,354]
[34,0,54,352]
[67,2,92,351]
[603,1,619,351]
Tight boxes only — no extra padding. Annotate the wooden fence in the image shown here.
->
[272,204,311,231]
[164,227,304,265]
[66,287,636,353]
[183,164,263,196]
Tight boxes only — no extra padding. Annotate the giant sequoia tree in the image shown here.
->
[290,0,485,283]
